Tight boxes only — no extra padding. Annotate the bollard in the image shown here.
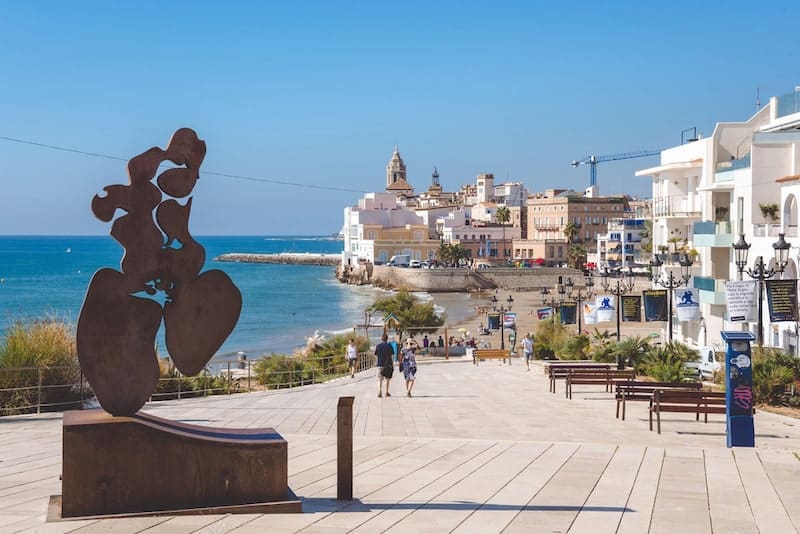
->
[337,396,355,500]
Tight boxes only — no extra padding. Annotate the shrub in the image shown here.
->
[641,342,698,382]
[751,348,797,405]
[0,318,85,414]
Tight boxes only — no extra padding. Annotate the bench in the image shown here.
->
[615,381,703,420]
[472,348,510,365]
[566,369,636,399]
[546,363,614,393]
[649,389,726,434]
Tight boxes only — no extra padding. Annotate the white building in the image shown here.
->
[596,218,647,271]
[637,87,800,351]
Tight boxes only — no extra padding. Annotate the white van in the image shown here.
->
[387,254,411,267]
[689,346,723,380]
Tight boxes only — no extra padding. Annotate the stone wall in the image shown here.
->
[366,266,584,292]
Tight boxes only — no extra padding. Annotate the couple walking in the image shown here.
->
[375,334,417,397]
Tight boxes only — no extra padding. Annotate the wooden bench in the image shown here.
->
[565,369,636,399]
[472,348,510,366]
[649,389,726,434]
[615,380,702,420]
[546,363,613,393]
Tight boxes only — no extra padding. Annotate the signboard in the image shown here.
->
[596,295,615,322]
[621,295,642,322]
[724,280,757,322]
[766,279,798,322]
[560,302,577,325]
[536,308,552,320]
[503,312,517,328]
[674,288,700,321]
[643,290,667,321]
[583,302,597,325]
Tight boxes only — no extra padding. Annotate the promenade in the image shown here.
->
[2,358,800,533]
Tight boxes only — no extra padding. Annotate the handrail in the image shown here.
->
[0,351,378,416]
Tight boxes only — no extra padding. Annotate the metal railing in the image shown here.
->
[0,351,379,417]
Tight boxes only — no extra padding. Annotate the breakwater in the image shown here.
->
[215,252,340,266]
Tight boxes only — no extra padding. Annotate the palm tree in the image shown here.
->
[563,221,579,244]
[496,206,510,261]
[567,244,587,269]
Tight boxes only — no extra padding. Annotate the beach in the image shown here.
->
[434,279,664,352]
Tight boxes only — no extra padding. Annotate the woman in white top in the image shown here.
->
[346,338,358,378]
[402,341,418,396]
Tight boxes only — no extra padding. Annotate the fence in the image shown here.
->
[0,351,378,417]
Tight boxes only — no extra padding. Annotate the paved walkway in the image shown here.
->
[2,358,800,533]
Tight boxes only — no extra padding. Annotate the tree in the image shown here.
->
[563,221,579,244]
[567,244,587,269]
[496,206,511,260]
[368,290,445,338]
[437,243,469,267]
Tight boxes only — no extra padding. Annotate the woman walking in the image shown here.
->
[346,338,358,378]
[402,340,418,397]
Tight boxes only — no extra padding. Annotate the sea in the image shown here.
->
[0,236,474,360]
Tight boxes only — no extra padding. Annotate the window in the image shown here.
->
[549,246,554,257]
[558,246,563,257]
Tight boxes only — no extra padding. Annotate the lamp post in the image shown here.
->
[490,294,515,350]
[649,253,694,343]
[541,275,568,327]
[732,233,791,348]
[600,267,636,342]
[565,274,595,334]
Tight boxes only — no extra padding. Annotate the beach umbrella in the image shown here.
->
[457,327,467,333]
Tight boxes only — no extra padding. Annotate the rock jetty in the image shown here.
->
[215,253,340,266]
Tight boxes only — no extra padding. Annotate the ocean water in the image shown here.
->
[0,236,473,359]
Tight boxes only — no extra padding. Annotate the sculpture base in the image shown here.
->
[58,409,300,519]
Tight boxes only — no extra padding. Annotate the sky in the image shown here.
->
[1,1,799,236]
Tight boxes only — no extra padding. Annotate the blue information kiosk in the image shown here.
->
[720,331,756,448]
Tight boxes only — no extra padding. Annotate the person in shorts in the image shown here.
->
[346,338,358,378]
[375,334,393,397]
[522,333,534,371]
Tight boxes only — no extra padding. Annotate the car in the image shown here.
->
[409,260,422,268]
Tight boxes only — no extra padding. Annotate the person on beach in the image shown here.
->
[522,332,534,371]
[402,340,417,396]
[375,334,393,397]
[346,338,358,378]
[438,335,444,348]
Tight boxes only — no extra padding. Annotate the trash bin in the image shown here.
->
[236,351,247,370]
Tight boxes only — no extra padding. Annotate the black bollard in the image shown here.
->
[337,396,355,500]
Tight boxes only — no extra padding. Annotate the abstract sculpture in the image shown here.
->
[76,128,242,416]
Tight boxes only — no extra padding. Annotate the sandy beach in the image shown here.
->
[432,279,665,353]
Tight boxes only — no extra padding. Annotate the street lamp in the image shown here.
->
[565,273,595,334]
[600,267,636,342]
[541,275,568,327]
[649,253,693,343]
[732,233,791,347]
[490,294,515,350]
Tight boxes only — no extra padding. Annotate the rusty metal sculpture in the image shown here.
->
[76,128,242,416]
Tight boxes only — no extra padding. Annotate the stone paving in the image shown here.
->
[1,358,800,533]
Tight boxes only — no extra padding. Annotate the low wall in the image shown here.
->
[367,266,584,292]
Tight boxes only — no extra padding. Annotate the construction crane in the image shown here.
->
[571,150,662,188]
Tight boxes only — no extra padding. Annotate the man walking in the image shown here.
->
[375,334,393,397]
[522,333,534,371]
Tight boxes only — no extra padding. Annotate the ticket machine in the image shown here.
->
[720,331,756,448]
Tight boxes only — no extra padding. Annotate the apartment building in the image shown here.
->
[636,87,800,351]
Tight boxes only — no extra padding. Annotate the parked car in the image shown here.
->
[409,260,422,268]
[685,346,723,380]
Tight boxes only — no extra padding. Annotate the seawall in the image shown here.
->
[337,264,585,292]
[215,253,340,266]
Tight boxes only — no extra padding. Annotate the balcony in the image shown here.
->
[693,276,727,305]
[652,195,701,218]
[714,154,750,183]
[693,220,732,248]
[776,89,800,119]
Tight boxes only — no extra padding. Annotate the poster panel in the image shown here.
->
[766,279,798,322]
[621,295,642,322]
[643,290,667,321]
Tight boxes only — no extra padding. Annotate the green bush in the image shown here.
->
[559,334,591,360]
[0,318,85,414]
[751,348,797,406]
[641,342,698,382]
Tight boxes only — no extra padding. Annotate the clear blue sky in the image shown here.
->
[1,1,798,235]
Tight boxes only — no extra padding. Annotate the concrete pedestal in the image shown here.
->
[58,409,300,518]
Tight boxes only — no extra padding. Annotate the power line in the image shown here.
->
[0,134,368,194]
